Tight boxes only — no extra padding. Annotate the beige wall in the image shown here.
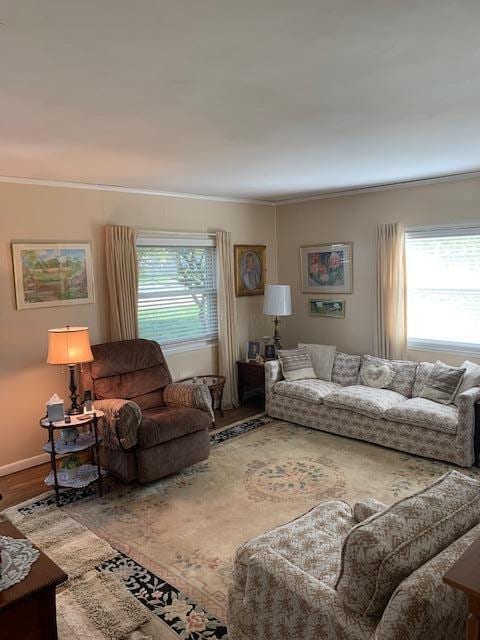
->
[0,182,277,470]
[276,176,480,365]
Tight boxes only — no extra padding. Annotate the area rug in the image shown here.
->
[56,417,480,623]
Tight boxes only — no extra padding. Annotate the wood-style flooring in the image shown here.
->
[0,398,264,511]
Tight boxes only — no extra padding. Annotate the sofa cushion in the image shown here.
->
[273,379,341,404]
[353,498,387,523]
[412,362,435,397]
[138,406,210,448]
[235,501,355,587]
[335,470,480,617]
[331,352,362,386]
[297,343,336,381]
[277,347,316,381]
[420,361,466,405]
[323,385,407,418]
[361,355,417,397]
[384,397,459,434]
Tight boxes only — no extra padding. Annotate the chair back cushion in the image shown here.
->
[335,470,480,617]
[82,339,171,409]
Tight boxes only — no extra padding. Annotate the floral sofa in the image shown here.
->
[265,352,479,467]
[228,470,480,640]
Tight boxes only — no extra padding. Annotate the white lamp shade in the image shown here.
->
[47,326,94,365]
[263,285,292,316]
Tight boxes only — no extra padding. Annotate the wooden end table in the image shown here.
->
[40,411,104,507]
[177,375,226,425]
[0,520,67,640]
[237,360,266,405]
[444,536,480,639]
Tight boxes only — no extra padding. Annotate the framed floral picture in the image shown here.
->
[11,242,95,309]
[300,242,353,294]
[234,244,266,296]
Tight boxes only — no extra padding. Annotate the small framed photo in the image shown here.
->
[234,245,266,296]
[247,340,261,361]
[11,242,95,310]
[264,344,276,360]
[309,298,345,318]
[300,242,353,294]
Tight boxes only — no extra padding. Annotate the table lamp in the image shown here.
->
[47,326,94,415]
[263,284,292,350]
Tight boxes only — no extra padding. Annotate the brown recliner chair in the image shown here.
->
[80,338,212,483]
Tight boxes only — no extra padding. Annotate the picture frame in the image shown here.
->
[264,344,276,360]
[309,298,346,318]
[300,242,353,294]
[234,244,266,296]
[11,242,95,310]
[247,340,261,361]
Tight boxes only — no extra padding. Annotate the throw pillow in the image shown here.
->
[297,343,336,381]
[420,361,466,405]
[360,361,394,388]
[454,360,480,407]
[277,347,316,382]
[331,352,362,386]
[360,354,417,397]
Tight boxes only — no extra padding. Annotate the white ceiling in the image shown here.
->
[1,1,480,202]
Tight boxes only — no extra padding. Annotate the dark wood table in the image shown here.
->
[237,360,266,404]
[0,520,67,640]
[444,536,480,640]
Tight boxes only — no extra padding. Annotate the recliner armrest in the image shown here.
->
[163,382,214,423]
[93,398,142,451]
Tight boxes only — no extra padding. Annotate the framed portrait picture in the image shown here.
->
[11,242,95,310]
[247,340,261,361]
[234,245,266,296]
[300,242,353,293]
[309,298,346,318]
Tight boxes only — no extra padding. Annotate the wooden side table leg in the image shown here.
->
[38,586,59,640]
[93,415,103,497]
[219,386,224,417]
[49,425,60,508]
[466,597,480,640]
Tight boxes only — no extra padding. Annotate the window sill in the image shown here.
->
[162,339,218,355]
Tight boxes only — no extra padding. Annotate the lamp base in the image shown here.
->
[67,364,83,415]
[273,316,282,351]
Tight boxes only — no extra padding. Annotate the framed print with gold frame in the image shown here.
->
[234,244,266,296]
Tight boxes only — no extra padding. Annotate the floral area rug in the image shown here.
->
[9,416,480,639]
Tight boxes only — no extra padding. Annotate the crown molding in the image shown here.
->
[274,169,480,205]
[0,175,276,206]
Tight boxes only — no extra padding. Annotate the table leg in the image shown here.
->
[49,425,60,508]
[467,597,480,640]
[93,415,103,497]
[38,586,59,640]
[219,387,224,417]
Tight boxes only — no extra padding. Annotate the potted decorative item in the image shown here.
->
[61,454,82,481]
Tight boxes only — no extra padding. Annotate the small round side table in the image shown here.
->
[40,411,104,507]
[177,375,226,425]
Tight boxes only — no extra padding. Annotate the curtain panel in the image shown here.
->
[216,230,239,408]
[374,221,408,360]
[105,225,139,342]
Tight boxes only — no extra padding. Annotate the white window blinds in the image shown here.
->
[406,226,480,353]
[137,234,218,349]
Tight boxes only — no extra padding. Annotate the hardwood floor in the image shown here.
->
[0,398,265,511]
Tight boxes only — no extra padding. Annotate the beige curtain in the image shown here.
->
[105,225,139,341]
[374,222,407,360]
[216,230,239,408]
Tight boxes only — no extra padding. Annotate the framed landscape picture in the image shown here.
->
[12,242,95,309]
[309,298,345,318]
[234,244,266,296]
[300,241,353,293]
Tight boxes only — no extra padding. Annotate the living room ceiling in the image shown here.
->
[1,1,480,202]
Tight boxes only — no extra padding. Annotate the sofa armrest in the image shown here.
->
[93,398,142,451]
[164,382,214,422]
[265,360,283,395]
[353,498,387,523]
[457,387,480,459]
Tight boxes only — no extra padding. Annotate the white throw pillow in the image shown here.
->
[278,347,316,382]
[454,360,480,406]
[360,361,394,389]
[297,343,336,381]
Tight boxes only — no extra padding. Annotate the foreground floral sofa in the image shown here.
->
[228,470,480,640]
[265,352,478,467]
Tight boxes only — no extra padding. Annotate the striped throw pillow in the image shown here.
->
[278,347,316,382]
[420,361,466,405]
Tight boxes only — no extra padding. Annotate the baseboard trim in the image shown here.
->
[0,453,50,477]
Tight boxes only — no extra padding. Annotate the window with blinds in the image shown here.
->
[406,226,480,353]
[137,234,218,349]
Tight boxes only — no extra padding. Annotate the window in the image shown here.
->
[137,234,218,350]
[406,226,480,353]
